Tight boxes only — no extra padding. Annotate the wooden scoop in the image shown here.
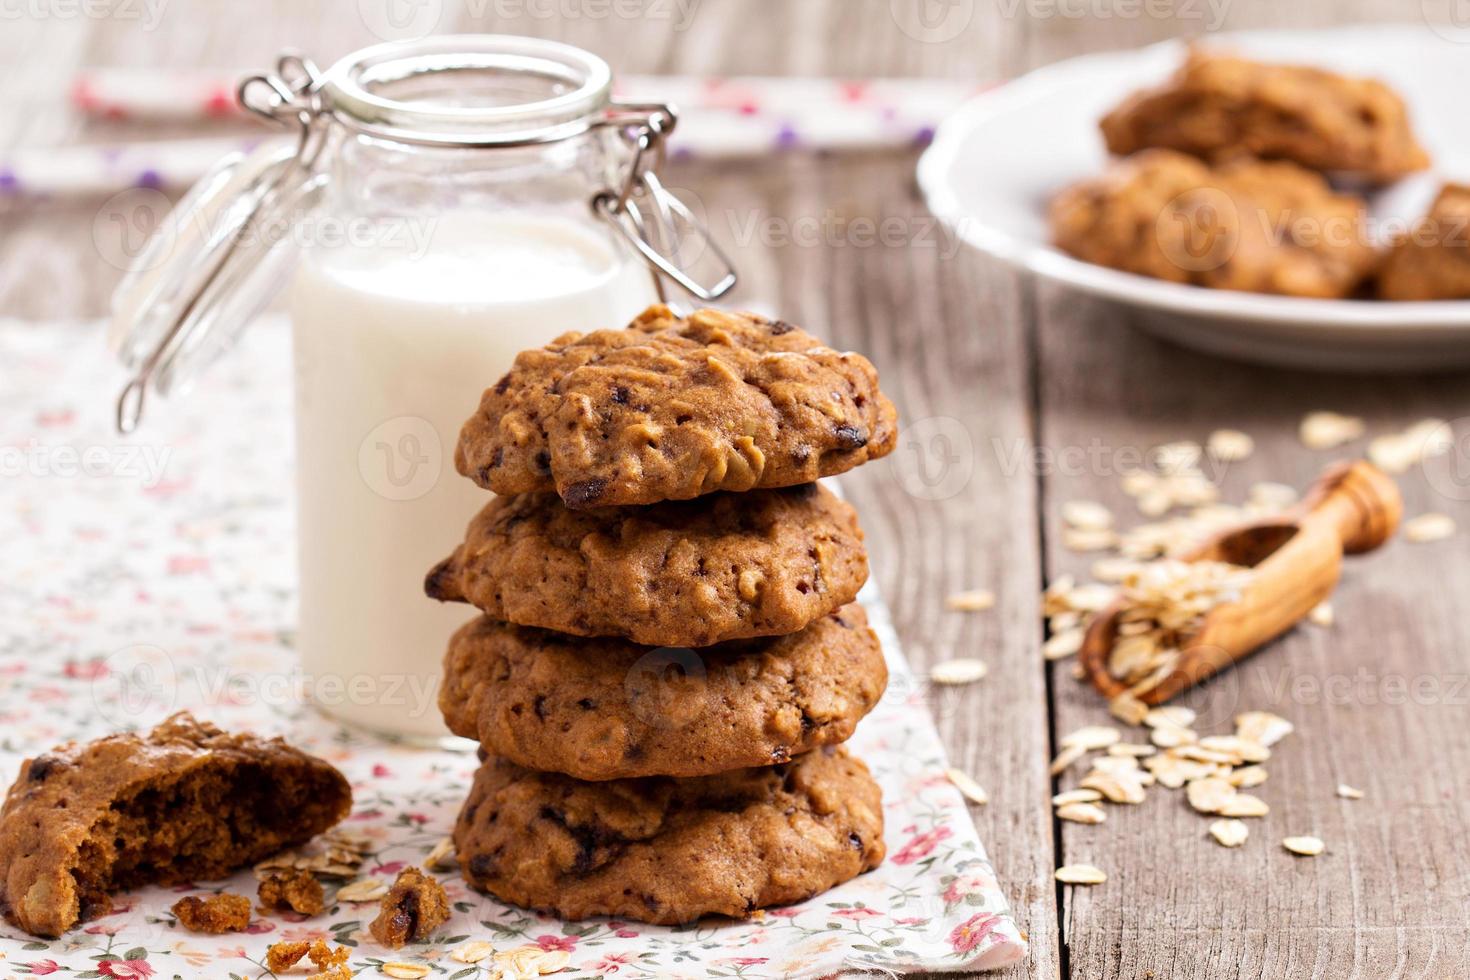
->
[1080,460,1402,706]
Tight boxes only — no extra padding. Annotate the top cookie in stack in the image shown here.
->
[454,304,897,508]
[429,305,898,925]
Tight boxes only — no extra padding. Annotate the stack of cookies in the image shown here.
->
[426,304,899,924]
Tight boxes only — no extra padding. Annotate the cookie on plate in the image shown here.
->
[425,482,867,647]
[439,605,886,780]
[1100,49,1429,182]
[454,305,898,509]
[1051,149,1378,298]
[0,713,352,938]
[1377,184,1470,301]
[453,745,884,924]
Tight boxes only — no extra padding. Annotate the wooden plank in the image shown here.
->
[1036,281,1470,978]
[676,149,1058,977]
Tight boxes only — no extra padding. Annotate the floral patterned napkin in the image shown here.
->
[0,318,1026,978]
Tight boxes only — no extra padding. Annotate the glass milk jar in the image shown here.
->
[108,37,733,742]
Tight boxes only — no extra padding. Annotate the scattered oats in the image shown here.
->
[1053,789,1104,806]
[931,658,989,685]
[1210,819,1250,848]
[382,964,431,979]
[1235,711,1294,747]
[536,950,572,974]
[1137,488,1174,517]
[336,878,388,903]
[1198,735,1271,764]
[1207,429,1254,462]
[1368,432,1420,474]
[1369,418,1453,474]
[451,941,496,964]
[1300,411,1364,450]
[1229,766,1269,788]
[1145,753,1220,789]
[1043,629,1085,663]
[1144,706,1196,728]
[1090,755,1141,777]
[1057,802,1108,825]
[1404,512,1456,543]
[1150,723,1198,749]
[1337,784,1365,800]
[1062,726,1122,751]
[322,830,374,854]
[1042,574,1077,615]
[1049,743,1088,776]
[1064,527,1119,552]
[1283,836,1324,857]
[254,851,297,874]
[1081,769,1148,805]
[1092,557,1143,583]
[324,849,364,870]
[1174,745,1242,767]
[497,946,569,976]
[946,588,996,612]
[425,837,455,870]
[1249,481,1299,511]
[1109,693,1149,726]
[946,768,989,805]
[1055,864,1107,885]
[1050,610,1082,632]
[1068,583,1119,613]
[1154,441,1203,473]
[1186,777,1237,814]
[1121,469,1159,496]
[1108,741,1156,758]
[1308,601,1334,627]
[1063,500,1115,530]
[1220,793,1270,818]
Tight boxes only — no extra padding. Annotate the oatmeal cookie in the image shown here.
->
[1377,184,1470,300]
[439,605,886,780]
[454,305,898,508]
[1100,49,1429,181]
[0,713,352,938]
[1051,149,1378,298]
[453,745,884,924]
[425,482,866,646]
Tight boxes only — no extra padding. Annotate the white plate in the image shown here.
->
[917,24,1470,371]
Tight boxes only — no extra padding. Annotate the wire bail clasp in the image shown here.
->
[113,55,330,435]
[594,101,737,303]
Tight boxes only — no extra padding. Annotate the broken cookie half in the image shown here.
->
[0,712,352,938]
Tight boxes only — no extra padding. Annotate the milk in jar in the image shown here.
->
[290,212,656,739]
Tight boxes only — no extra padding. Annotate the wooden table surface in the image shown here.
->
[4,2,1469,977]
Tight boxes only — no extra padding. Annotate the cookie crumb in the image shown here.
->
[171,893,251,933]
[266,940,312,972]
[258,868,326,916]
[369,867,451,948]
[308,939,352,978]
